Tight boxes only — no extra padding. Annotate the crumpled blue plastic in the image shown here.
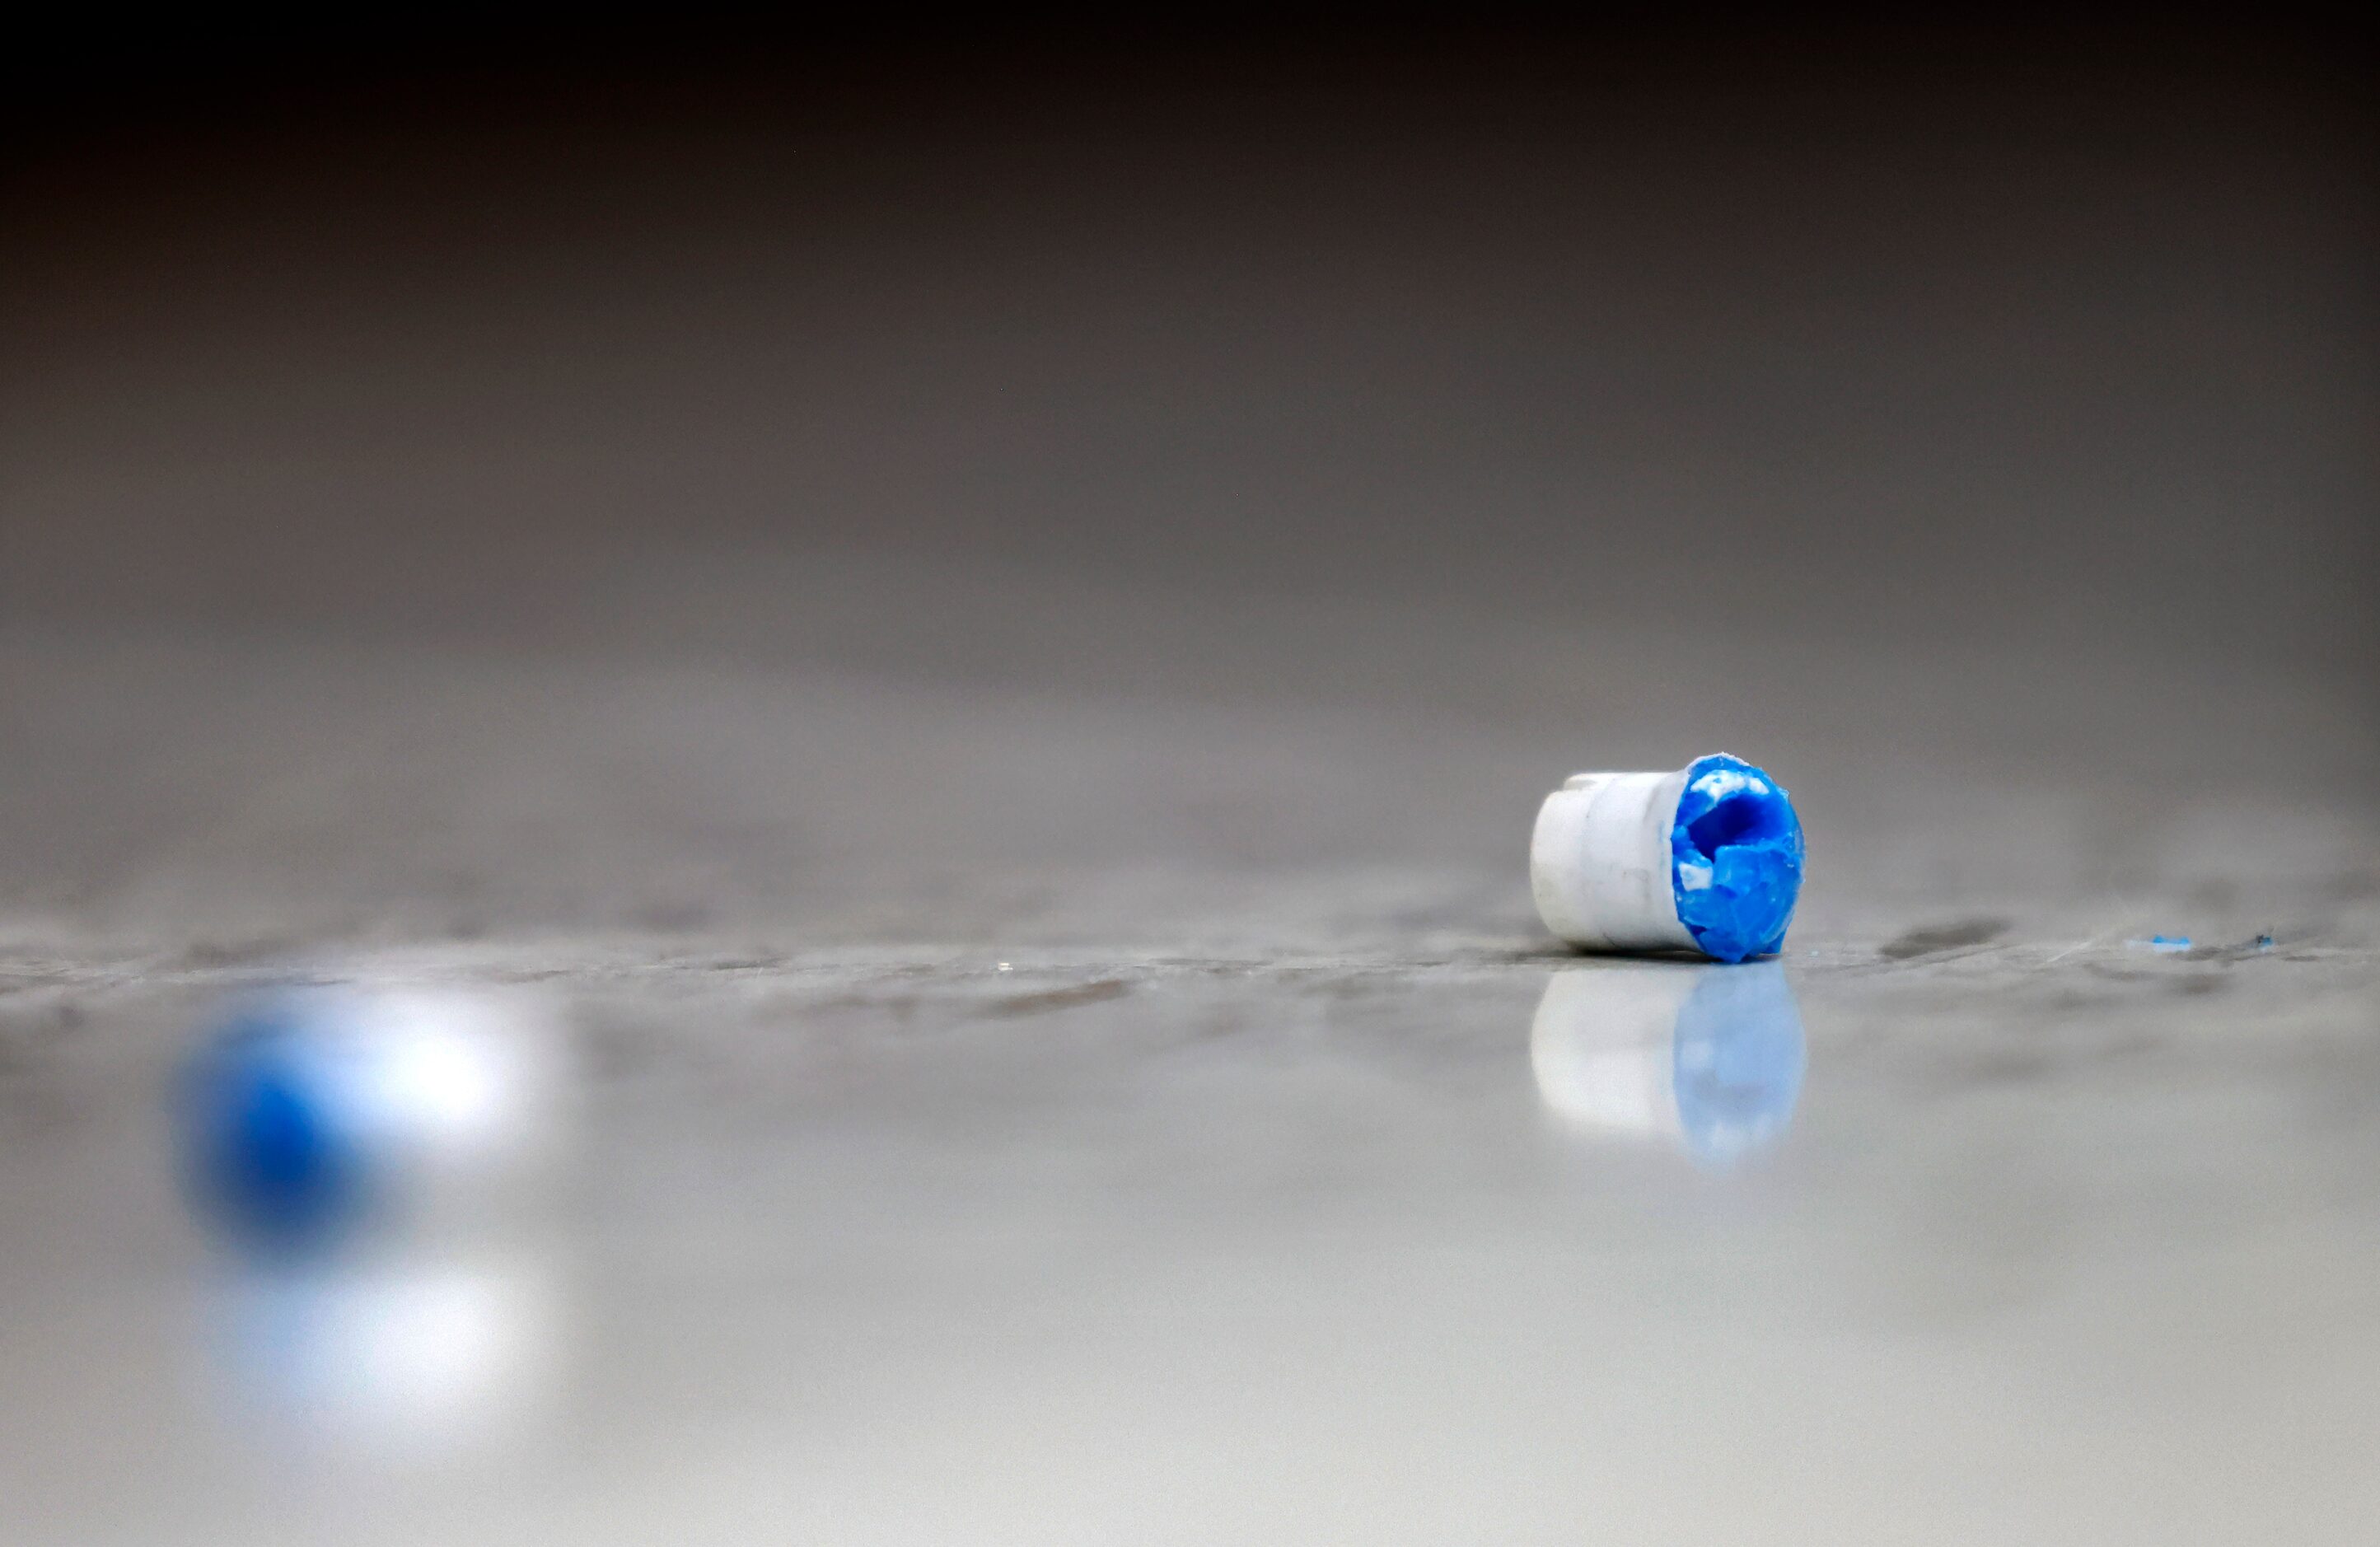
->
[1669,753,1804,963]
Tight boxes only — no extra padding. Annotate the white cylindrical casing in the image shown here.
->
[1530,769,1696,952]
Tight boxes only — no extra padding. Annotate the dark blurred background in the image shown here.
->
[3,16,2374,951]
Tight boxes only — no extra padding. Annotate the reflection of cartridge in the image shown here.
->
[211,1247,563,1461]
[1530,753,1804,962]
[1529,962,1806,1162]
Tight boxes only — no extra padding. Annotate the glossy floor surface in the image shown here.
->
[2,624,2375,1545]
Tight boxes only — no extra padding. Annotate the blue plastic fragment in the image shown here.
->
[2128,935,2193,954]
[1669,753,1804,964]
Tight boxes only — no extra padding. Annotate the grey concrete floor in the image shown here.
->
[2,601,2375,1544]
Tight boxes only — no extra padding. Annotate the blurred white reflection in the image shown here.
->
[175,983,574,1461]
[211,1248,564,1461]
[1530,961,1805,1163]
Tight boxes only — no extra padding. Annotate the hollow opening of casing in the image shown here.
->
[1682,783,1795,863]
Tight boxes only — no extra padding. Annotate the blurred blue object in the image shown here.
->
[180,999,377,1249]
[176,984,568,1255]
[176,983,573,1462]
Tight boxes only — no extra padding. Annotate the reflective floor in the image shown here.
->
[5,931,2378,1544]
[2,616,2378,1542]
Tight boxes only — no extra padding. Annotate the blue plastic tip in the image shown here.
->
[178,1006,373,1251]
[1669,753,1805,964]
